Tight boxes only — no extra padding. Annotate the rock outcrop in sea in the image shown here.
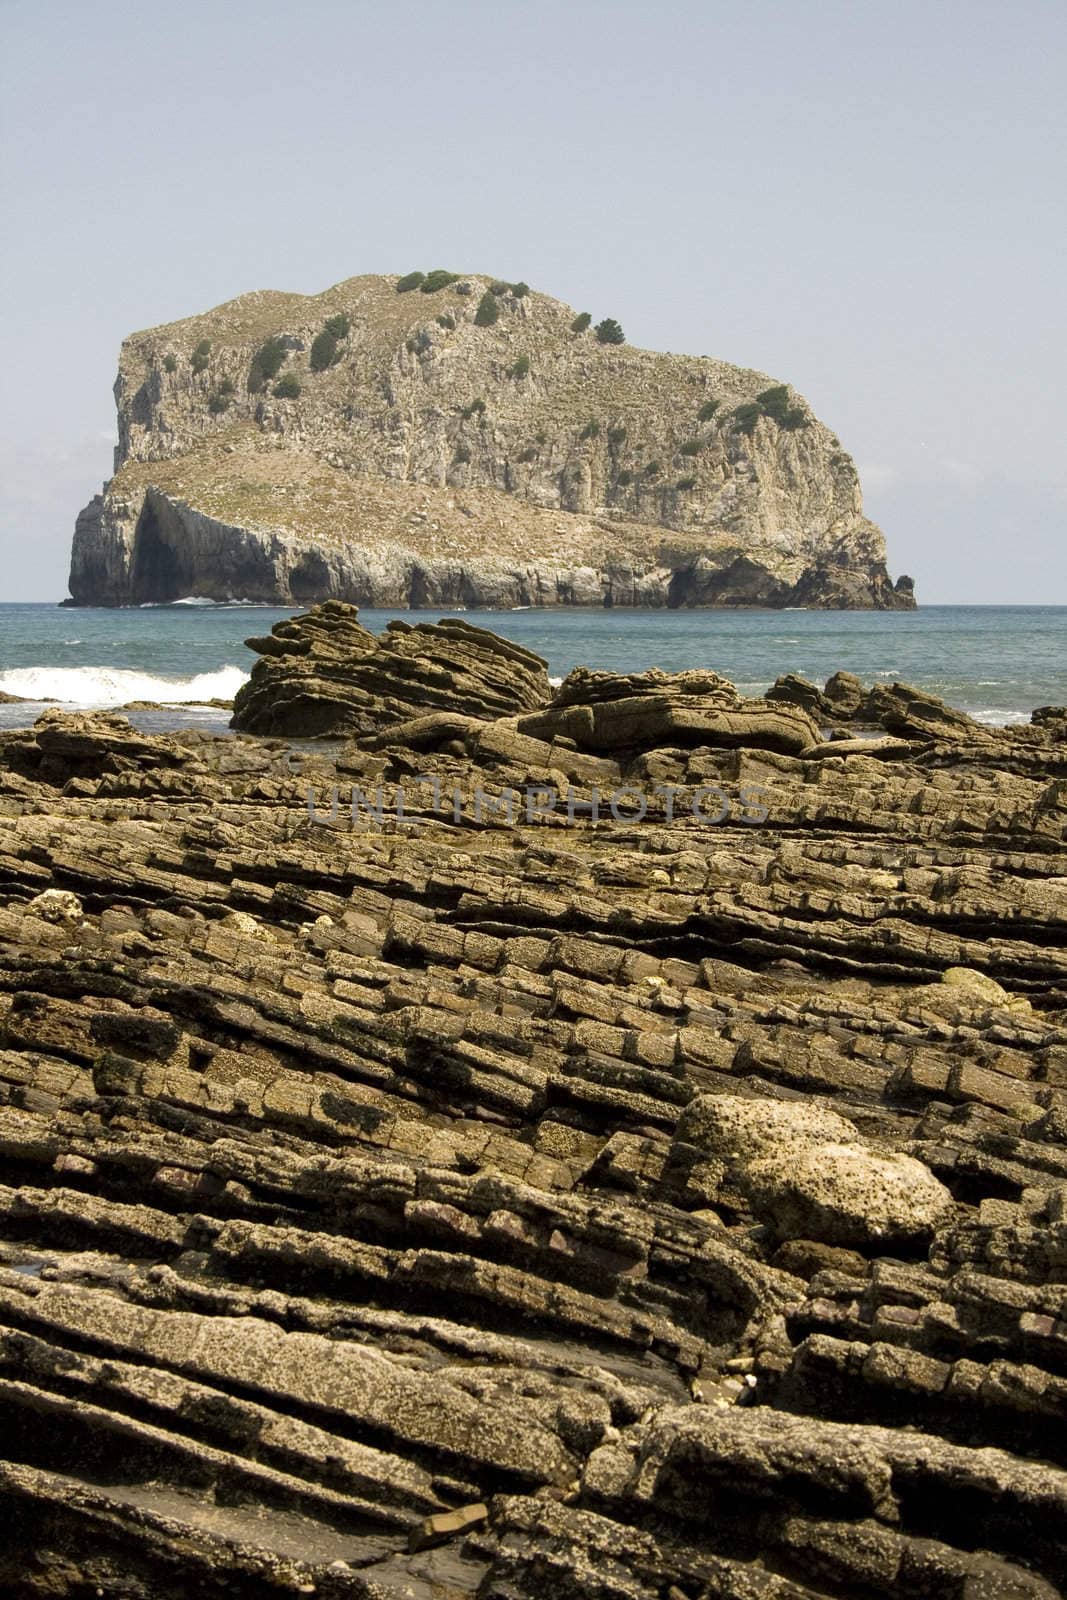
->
[1,612,1064,1595]
[67,272,915,609]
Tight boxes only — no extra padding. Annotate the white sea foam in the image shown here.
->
[971,707,1030,726]
[0,665,249,707]
[138,596,277,608]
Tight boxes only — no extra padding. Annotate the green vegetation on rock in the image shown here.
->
[191,339,212,375]
[396,272,425,293]
[249,337,288,391]
[461,398,486,419]
[698,399,720,421]
[207,392,231,415]
[163,354,177,373]
[607,426,627,446]
[323,314,351,339]
[517,447,537,462]
[732,386,811,434]
[679,439,702,456]
[676,476,696,490]
[474,291,499,327]
[453,444,471,464]
[310,330,340,372]
[570,312,592,333]
[509,355,530,379]
[579,420,600,441]
[421,269,460,293]
[732,401,763,435]
[273,373,302,399]
[595,318,625,345]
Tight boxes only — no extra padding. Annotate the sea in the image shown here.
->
[0,601,1065,735]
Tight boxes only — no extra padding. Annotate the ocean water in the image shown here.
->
[0,601,1065,732]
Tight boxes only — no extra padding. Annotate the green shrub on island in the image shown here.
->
[595,318,625,345]
[207,392,231,415]
[453,445,472,464]
[756,385,790,419]
[474,291,499,327]
[310,330,340,371]
[732,401,763,434]
[436,313,456,329]
[511,281,530,298]
[607,426,627,446]
[489,281,511,296]
[571,312,592,333]
[735,385,811,432]
[518,446,538,462]
[249,336,288,390]
[421,269,460,293]
[509,355,530,378]
[396,271,425,293]
[644,460,662,477]
[676,476,697,490]
[218,378,235,396]
[679,439,702,456]
[579,420,600,440]
[324,314,351,339]
[616,468,634,486]
[698,398,720,421]
[273,373,301,399]
[191,339,212,375]
[461,397,486,418]
[163,353,177,373]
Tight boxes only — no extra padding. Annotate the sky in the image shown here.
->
[1,0,1065,603]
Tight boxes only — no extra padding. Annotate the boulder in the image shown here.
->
[670,1093,953,1247]
[744,1143,954,1247]
[765,674,834,719]
[675,1094,856,1167]
[822,670,866,717]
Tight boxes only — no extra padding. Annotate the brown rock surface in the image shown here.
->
[0,649,1065,1596]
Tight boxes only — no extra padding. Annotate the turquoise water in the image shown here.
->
[0,602,1065,730]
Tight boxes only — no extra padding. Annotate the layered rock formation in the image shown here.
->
[1,634,1065,1595]
[67,272,915,609]
[231,601,550,738]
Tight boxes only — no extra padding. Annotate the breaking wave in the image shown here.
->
[0,665,249,707]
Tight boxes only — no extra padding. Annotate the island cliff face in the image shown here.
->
[68,273,915,608]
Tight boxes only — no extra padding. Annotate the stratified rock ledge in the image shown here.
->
[0,631,1065,1598]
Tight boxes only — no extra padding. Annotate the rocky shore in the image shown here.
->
[0,606,1065,1597]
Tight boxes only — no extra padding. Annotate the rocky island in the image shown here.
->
[68,272,914,609]
[1,606,1064,1596]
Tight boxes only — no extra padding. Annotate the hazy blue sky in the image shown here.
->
[2,0,1064,602]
